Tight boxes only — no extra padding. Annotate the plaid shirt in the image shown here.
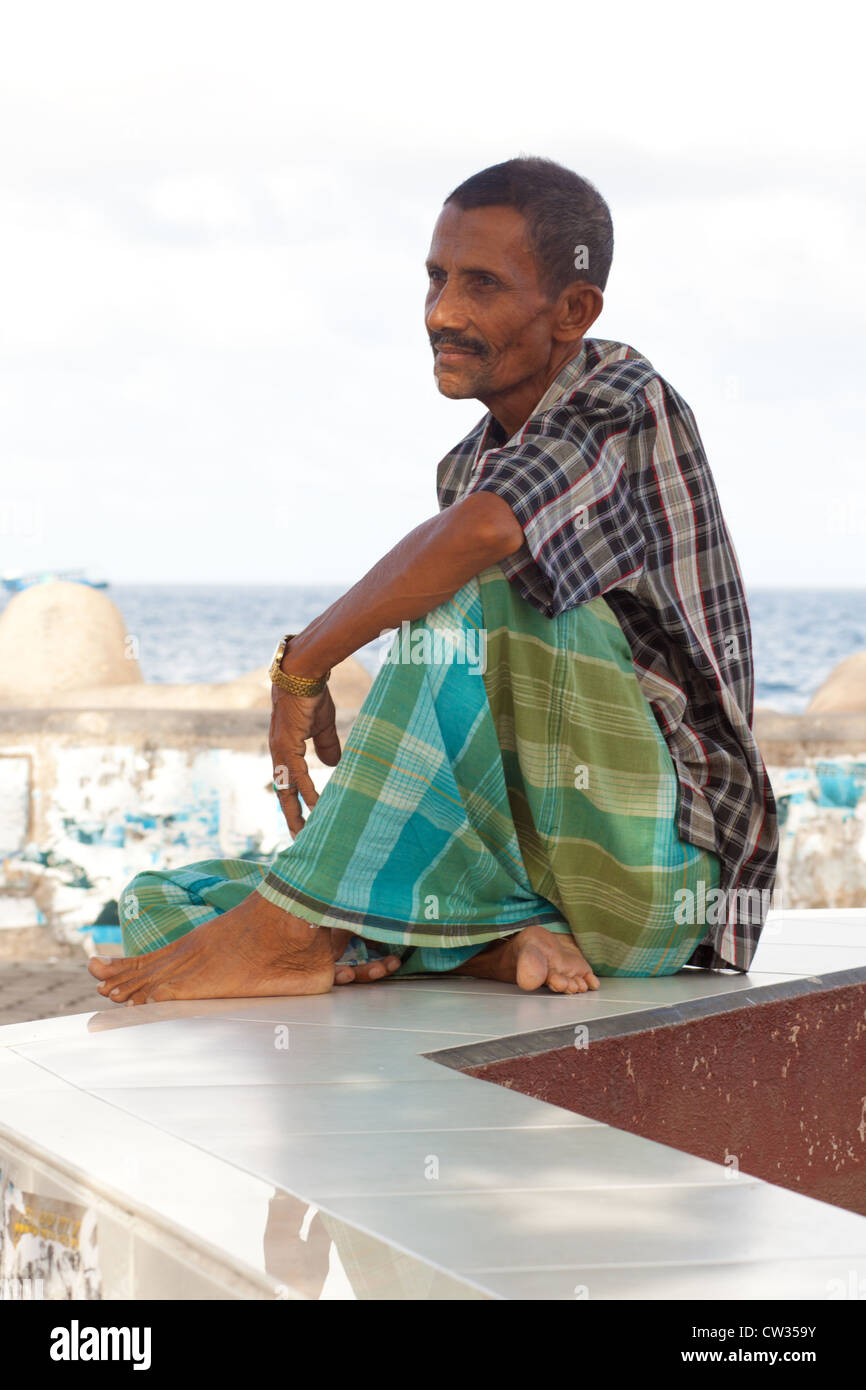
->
[436,337,778,971]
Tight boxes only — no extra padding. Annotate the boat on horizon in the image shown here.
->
[1,569,109,593]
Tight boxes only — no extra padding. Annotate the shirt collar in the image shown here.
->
[530,339,589,418]
[482,340,590,448]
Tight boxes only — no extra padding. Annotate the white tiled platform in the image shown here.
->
[1,909,865,1300]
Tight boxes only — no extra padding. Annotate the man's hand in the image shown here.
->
[269,684,342,835]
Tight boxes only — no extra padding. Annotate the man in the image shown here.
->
[90,157,778,1007]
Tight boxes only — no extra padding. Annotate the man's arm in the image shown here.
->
[269,491,524,834]
[281,491,524,678]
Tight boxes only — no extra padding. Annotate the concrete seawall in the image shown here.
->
[0,706,355,954]
[1,703,865,952]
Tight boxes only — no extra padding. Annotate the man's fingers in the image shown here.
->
[289,760,319,811]
[311,694,341,766]
[276,786,305,836]
[273,756,320,835]
[270,688,338,828]
[272,754,318,807]
[313,724,342,767]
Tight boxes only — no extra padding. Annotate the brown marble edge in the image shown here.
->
[423,965,866,1073]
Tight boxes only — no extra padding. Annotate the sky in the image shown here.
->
[1,0,864,589]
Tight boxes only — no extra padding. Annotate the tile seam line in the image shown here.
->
[456,1251,866,1274]
[82,1119,604,1135]
[309,1179,767,1198]
[12,1020,506,1053]
[4,1042,528,1095]
[3,1075,477,1089]
[216,1017,505,1037]
[0,998,663,1031]
[4,1017,499,1043]
[359,977,812,999]
[78,1077,588,1094]
[3,1075,475,1089]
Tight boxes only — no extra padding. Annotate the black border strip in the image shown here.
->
[423,965,866,1072]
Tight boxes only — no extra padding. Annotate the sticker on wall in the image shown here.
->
[1,1171,100,1300]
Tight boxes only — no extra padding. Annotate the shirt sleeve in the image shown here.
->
[467,391,646,616]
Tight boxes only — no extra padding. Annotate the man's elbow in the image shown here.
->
[456,491,525,561]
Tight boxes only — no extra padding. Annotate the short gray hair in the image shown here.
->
[445,156,614,297]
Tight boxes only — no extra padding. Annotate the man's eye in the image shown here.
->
[428,269,445,282]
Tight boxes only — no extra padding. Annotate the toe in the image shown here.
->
[347,955,403,984]
[107,983,134,1003]
[124,989,151,1007]
[88,956,122,981]
[334,965,356,985]
[98,966,141,1000]
[349,962,381,982]
[548,968,588,994]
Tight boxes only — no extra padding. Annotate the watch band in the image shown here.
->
[269,635,330,696]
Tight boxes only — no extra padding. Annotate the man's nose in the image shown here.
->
[425,278,469,333]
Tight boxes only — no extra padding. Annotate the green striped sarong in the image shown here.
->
[119,567,720,977]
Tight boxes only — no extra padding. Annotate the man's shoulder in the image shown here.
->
[530,341,705,473]
[569,338,685,411]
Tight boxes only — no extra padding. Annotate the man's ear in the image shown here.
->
[553,281,604,343]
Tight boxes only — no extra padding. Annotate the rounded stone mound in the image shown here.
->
[0,582,143,698]
[807,651,866,715]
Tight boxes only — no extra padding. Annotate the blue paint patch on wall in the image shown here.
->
[78,925,123,943]
[775,759,866,826]
[815,760,866,809]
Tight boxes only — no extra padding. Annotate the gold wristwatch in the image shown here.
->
[269,635,330,696]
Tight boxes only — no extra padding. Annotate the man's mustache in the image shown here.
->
[429,333,489,357]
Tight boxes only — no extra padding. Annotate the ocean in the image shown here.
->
[3,585,865,714]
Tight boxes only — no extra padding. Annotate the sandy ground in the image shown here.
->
[0,962,115,1025]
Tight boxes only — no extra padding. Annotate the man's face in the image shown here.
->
[425,202,557,401]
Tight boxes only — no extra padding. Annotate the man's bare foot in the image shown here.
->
[454,924,601,994]
[89,893,336,1005]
